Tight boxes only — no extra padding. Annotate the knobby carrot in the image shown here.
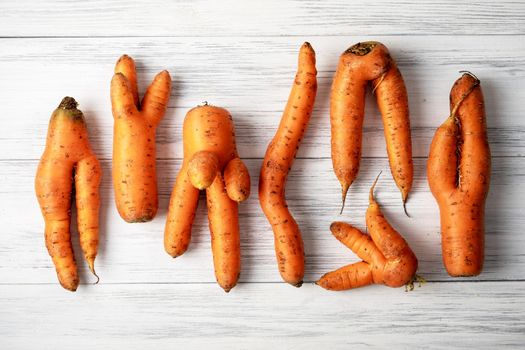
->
[111,54,171,223]
[259,42,317,287]
[35,97,102,291]
[317,174,418,291]
[165,105,250,292]
[427,72,490,276]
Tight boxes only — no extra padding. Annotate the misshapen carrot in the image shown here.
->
[111,55,171,223]
[35,97,102,291]
[259,43,317,287]
[317,175,418,291]
[330,41,412,214]
[165,105,250,292]
[427,72,490,277]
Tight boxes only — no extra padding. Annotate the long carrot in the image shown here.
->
[165,105,250,292]
[317,174,418,291]
[110,54,171,223]
[330,41,412,214]
[35,97,102,291]
[259,42,317,287]
[427,72,490,276]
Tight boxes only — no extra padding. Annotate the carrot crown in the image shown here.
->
[57,96,84,120]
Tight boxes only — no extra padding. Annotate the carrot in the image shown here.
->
[35,97,102,291]
[330,41,412,214]
[110,54,171,223]
[259,42,317,287]
[165,105,250,292]
[427,72,490,277]
[317,174,418,291]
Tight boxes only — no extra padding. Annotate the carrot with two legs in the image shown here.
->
[330,41,412,214]
[165,105,250,292]
[111,55,171,223]
[317,174,418,291]
[428,72,490,276]
[35,97,102,291]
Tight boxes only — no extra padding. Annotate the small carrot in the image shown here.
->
[111,54,171,223]
[165,105,250,292]
[35,97,102,291]
[330,41,412,214]
[317,174,418,291]
[259,42,317,287]
[427,72,490,277]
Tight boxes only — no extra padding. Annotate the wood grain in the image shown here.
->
[1,157,522,284]
[0,36,523,160]
[1,1,524,348]
[1,282,524,349]
[1,0,524,37]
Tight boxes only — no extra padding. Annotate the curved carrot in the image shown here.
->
[427,72,490,276]
[330,41,412,214]
[35,97,102,291]
[317,175,418,291]
[165,105,249,292]
[111,54,171,223]
[259,42,317,287]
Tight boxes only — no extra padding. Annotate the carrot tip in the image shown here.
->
[293,280,304,288]
[402,198,410,218]
[369,171,382,204]
[340,184,350,215]
[88,263,100,285]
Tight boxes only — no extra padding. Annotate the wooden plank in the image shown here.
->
[1,282,524,349]
[1,157,522,284]
[0,36,523,160]
[1,0,524,37]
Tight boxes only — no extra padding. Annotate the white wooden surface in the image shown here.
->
[1,1,524,349]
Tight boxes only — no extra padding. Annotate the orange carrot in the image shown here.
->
[317,174,418,291]
[165,105,250,292]
[259,42,317,287]
[35,97,102,291]
[111,54,171,223]
[330,41,412,214]
[427,72,490,276]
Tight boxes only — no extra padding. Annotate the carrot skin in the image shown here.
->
[207,173,241,292]
[374,62,413,203]
[114,54,139,106]
[259,42,317,287]
[75,155,102,277]
[317,262,374,291]
[224,157,251,202]
[188,150,219,190]
[164,163,200,258]
[427,118,458,194]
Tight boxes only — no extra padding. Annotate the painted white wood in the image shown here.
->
[0,157,522,284]
[1,283,524,349]
[1,0,524,36]
[1,0,524,348]
[0,36,523,160]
